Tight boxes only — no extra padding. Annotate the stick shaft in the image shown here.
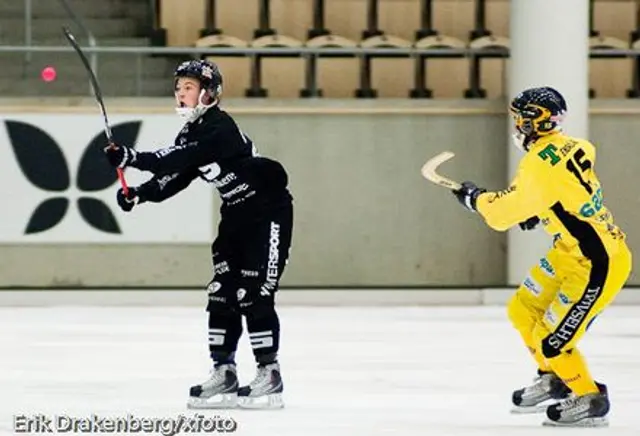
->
[63,26,129,195]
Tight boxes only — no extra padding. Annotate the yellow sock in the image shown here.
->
[522,334,552,373]
[548,348,599,395]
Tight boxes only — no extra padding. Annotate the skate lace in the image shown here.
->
[525,375,550,396]
[249,366,270,390]
[203,366,228,388]
[557,395,590,414]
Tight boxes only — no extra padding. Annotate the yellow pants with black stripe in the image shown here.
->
[507,242,632,395]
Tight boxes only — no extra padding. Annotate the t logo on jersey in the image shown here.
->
[538,144,561,166]
[6,120,141,234]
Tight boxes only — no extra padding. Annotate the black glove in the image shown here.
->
[116,187,142,212]
[519,216,540,231]
[104,143,137,169]
[452,181,486,212]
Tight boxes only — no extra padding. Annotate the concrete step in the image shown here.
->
[0,76,173,97]
[0,1,149,19]
[0,53,177,79]
[0,17,142,42]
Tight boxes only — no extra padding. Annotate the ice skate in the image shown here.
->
[511,371,571,414]
[238,362,284,409]
[543,383,610,427]
[187,363,239,409]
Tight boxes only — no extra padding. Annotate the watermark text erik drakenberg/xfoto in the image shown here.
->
[13,413,238,435]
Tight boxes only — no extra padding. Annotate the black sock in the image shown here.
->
[208,310,242,365]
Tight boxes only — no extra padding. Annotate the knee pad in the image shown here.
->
[507,293,536,333]
[236,280,276,319]
[243,301,276,320]
[533,323,563,359]
[205,279,236,313]
[541,338,563,359]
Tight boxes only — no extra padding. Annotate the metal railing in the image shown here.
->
[3,44,640,96]
[1,45,511,97]
[0,46,513,55]
[16,0,640,97]
[23,0,32,65]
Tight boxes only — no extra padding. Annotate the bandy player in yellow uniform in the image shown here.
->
[451,87,632,427]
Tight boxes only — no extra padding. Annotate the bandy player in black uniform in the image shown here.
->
[103,60,293,410]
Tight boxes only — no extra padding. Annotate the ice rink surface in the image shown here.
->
[2,301,640,436]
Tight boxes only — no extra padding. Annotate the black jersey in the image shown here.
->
[132,107,292,217]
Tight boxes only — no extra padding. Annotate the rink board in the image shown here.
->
[1,287,640,306]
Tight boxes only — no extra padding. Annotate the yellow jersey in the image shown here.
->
[476,132,626,258]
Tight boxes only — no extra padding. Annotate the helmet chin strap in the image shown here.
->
[175,89,218,123]
[512,132,529,152]
[512,126,563,153]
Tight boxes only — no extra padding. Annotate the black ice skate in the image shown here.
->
[238,362,284,409]
[187,363,239,409]
[511,371,572,414]
[543,383,610,427]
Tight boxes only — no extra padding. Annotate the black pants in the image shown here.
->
[205,202,293,364]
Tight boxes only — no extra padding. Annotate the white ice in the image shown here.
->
[1,302,640,436]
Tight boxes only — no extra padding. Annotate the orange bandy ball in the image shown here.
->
[41,66,57,82]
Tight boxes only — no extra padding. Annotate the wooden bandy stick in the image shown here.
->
[420,151,462,190]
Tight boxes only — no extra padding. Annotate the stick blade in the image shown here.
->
[421,151,462,190]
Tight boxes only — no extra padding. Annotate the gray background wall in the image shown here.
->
[1,99,638,288]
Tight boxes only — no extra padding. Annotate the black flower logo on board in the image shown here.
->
[6,120,141,234]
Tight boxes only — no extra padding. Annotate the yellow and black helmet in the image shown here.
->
[509,86,567,139]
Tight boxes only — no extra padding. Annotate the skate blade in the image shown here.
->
[510,404,549,414]
[542,417,609,428]
[187,393,238,410]
[238,393,284,410]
